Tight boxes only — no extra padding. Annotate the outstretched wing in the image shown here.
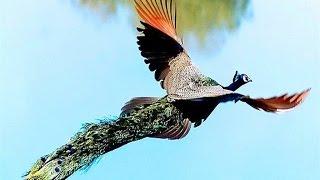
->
[135,0,202,93]
[241,89,310,113]
[135,0,235,100]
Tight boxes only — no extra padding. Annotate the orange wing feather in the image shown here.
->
[134,0,181,43]
[242,89,311,113]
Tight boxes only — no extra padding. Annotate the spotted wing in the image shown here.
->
[241,89,310,113]
[135,0,202,93]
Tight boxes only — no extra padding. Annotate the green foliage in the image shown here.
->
[78,0,250,43]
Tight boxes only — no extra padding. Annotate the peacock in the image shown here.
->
[24,0,310,179]
[125,0,311,138]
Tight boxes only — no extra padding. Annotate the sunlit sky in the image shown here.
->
[0,0,319,179]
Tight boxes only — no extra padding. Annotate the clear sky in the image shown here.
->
[0,0,319,179]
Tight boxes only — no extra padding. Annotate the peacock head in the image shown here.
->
[233,71,252,85]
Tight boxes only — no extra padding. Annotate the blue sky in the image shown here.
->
[0,0,319,179]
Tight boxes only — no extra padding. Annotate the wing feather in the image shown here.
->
[135,0,179,42]
[151,118,191,140]
[121,97,159,116]
[241,89,310,113]
[134,0,225,100]
[135,0,195,90]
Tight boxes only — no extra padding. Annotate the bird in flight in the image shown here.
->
[22,1,311,179]
[121,0,310,138]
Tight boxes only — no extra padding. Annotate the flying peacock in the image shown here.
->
[130,0,310,137]
[24,0,310,179]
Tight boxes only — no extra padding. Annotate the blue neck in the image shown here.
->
[224,80,244,91]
